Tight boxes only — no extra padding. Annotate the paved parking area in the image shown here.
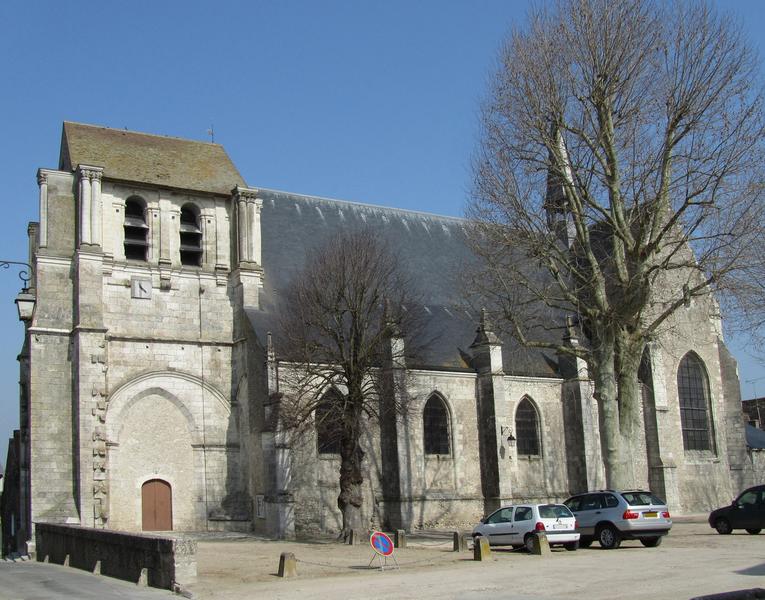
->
[186,520,765,599]
[2,520,762,599]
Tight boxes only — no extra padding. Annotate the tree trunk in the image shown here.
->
[590,334,629,489]
[593,329,647,490]
[337,446,364,540]
[615,334,646,489]
[337,393,364,541]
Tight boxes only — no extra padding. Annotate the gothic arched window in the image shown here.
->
[124,197,148,261]
[316,389,342,455]
[678,352,714,451]
[516,397,541,456]
[180,204,202,266]
[423,394,450,455]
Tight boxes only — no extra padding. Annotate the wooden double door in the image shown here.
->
[141,479,173,531]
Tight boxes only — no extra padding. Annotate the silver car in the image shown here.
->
[564,490,672,549]
[472,503,580,551]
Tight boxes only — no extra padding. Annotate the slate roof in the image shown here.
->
[59,122,245,195]
[746,424,765,449]
[247,189,559,377]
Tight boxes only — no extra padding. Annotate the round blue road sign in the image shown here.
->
[370,531,394,556]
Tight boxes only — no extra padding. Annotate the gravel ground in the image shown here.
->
[184,519,765,599]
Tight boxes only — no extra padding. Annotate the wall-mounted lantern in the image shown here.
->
[1,261,35,322]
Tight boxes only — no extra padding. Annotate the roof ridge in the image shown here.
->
[258,187,467,223]
[63,121,222,148]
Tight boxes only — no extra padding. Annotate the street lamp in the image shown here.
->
[0,260,35,321]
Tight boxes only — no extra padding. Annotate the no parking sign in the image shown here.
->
[370,531,394,556]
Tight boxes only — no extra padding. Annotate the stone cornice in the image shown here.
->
[105,333,241,347]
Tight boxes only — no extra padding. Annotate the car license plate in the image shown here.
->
[553,523,568,529]
[643,512,658,518]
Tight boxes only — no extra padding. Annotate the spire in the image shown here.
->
[382,297,401,337]
[471,308,501,348]
[562,315,579,347]
[544,125,576,248]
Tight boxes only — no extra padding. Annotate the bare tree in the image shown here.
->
[469,0,765,488]
[276,229,420,539]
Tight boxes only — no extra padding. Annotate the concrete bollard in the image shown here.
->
[93,560,101,575]
[453,531,468,552]
[528,533,550,556]
[394,530,406,549]
[473,536,491,561]
[137,567,149,586]
[348,529,364,545]
[278,552,298,578]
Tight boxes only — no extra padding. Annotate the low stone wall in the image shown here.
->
[35,523,196,591]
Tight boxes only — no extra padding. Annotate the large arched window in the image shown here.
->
[124,197,148,261]
[515,397,541,456]
[316,389,343,455]
[677,352,714,451]
[179,204,202,266]
[423,394,450,455]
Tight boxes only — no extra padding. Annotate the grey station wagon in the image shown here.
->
[564,490,672,549]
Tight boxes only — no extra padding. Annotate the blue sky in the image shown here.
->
[0,0,763,453]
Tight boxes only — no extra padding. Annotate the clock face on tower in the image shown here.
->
[131,277,152,299]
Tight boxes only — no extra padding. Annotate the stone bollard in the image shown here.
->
[453,531,468,552]
[473,536,491,561]
[278,552,298,578]
[528,533,550,556]
[348,529,364,546]
[394,530,407,549]
[137,567,149,586]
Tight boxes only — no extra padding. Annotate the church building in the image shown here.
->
[6,122,754,552]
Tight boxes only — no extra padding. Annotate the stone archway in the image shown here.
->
[105,370,232,532]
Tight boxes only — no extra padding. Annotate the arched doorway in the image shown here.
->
[141,479,173,531]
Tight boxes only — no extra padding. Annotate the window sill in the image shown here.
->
[516,454,543,461]
[682,451,720,465]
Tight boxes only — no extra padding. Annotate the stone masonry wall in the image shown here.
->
[35,522,196,590]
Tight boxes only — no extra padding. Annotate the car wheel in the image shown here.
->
[714,518,732,535]
[564,540,579,551]
[640,536,662,547]
[597,525,621,549]
[524,534,535,553]
[745,528,761,535]
[579,537,593,548]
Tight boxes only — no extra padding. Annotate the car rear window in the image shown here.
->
[620,492,665,506]
[538,505,573,519]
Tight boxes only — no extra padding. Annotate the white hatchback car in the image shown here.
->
[472,503,580,551]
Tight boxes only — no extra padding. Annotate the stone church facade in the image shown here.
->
[7,122,754,552]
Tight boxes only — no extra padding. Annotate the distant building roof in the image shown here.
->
[59,122,246,196]
[746,423,765,449]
